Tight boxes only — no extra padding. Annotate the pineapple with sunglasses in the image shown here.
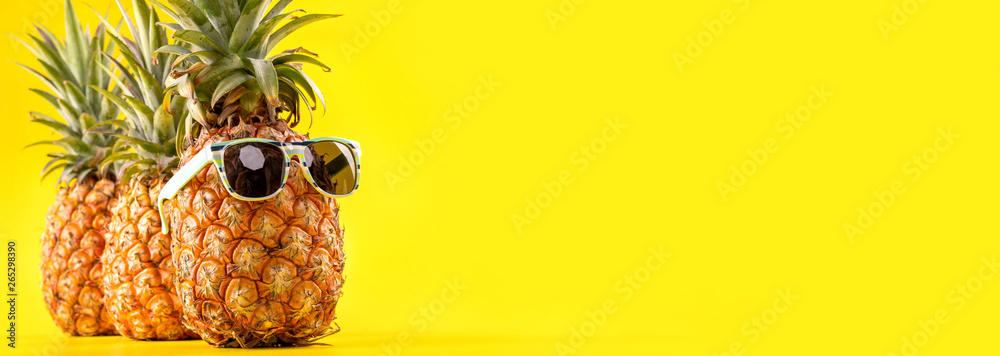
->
[89,0,199,340]
[18,0,120,336]
[151,0,359,347]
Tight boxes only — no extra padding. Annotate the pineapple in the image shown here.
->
[17,0,121,336]
[154,0,345,347]
[88,0,198,340]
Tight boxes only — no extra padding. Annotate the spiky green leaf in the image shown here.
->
[278,63,325,112]
[272,53,332,71]
[211,71,254,105]
[248,57,279,106]
[240,12,295,56]
[267,14,342,54]
[194,0,232,39]
[195,54,245,84]
[263,0,294,22]
[173,29,228,53]
[29,113,76,138]
[228,0,268,52]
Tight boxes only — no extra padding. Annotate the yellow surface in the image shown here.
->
[2,0,1000,355]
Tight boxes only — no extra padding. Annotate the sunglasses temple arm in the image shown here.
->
[158,147,213,235]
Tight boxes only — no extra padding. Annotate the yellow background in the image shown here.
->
[2,0,1000,355]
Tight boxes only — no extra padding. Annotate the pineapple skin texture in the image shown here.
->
[40,178,117,336]
[102,177,199,340]
[164,123,346,347]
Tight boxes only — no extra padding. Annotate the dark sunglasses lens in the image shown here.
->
[223,142,285,198]
[303,141,357,196]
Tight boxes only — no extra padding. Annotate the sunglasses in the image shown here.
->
[157,137,361,234]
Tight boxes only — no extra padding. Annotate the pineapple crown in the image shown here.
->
[152,0,340,144]
[17,0,121,185]
[89,0,188,181]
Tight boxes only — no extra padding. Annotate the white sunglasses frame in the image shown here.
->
[156,137,361,234]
